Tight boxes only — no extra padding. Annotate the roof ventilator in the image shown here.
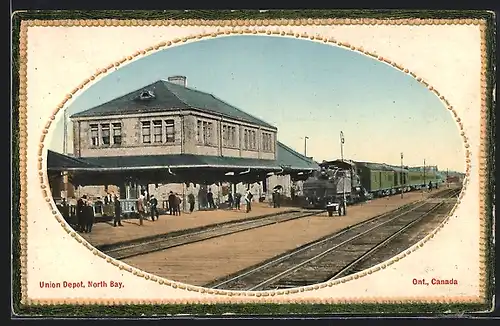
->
[138,90,155,100]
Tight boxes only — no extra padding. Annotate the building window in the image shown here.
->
[153,120,162,143]
[243,129,248,149]
[165,119,175,143]
[112,123,122,145]
[229,126,236,147]
[197,120,202,143]
[196,119,214,145]
[222,124,237,148]
[243,128,257,150]
[262,132,273,152]
[90,124,99,146]
[101,124,110,145]
[142,121,151,143]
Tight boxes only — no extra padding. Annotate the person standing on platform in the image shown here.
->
[113,195,123,227]
[76,195,87,232]
[149,195,159,221]
[227,192,234,209]
[174,193,182,216]
[84,199,95,233]
[207,188,215,209]
[188,192,196,213]
[273,189,281,208]
[168,191,176,215]
[245,190,253,213]
[234,192,241,210]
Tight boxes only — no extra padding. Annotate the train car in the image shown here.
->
[354,162,409,198]
[302,157,444,212]
[407,169,440,190]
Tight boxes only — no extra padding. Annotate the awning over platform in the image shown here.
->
[47,150,100,170]
[47,141,319,173]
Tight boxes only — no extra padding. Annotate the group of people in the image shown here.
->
[75,195,96,233]
[167,191,182,216]
[225,191,242,210]
[225,190,254,213]
[135,192,160,221]
[64,185,286,234]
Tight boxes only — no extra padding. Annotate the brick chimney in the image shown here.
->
[167,75,187,87]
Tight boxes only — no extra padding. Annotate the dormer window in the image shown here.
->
[139,90,155,100]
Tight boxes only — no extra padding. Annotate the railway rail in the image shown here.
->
[104,209,323,260]
[206,187,460,291]
[334,200,457,278]
[427,187,461,199]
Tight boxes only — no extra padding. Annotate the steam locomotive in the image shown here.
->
[302,159,443,211]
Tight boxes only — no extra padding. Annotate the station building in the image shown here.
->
[49,76,318,210]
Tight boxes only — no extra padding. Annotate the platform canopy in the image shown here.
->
[47,141,320,186]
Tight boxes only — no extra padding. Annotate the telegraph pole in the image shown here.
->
[63,109,68,155]
[304,136,309,157]
[62,110,69,200]
[401,152,404,198]
[340,131,344,162]
[340,131,346,208]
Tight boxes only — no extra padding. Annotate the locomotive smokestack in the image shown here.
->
[167,75,187,87]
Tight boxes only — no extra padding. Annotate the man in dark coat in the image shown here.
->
[149,195,159,221]
[168,191,176,215]
[84,199,95,233]
[114,195,123,227]
[273,190,281,208]
[227,193,234,209]
[188,193,196,213]
[234,192,241,210]
[245,190,253,213]
[76,195,86,232]
[207,188,215,209]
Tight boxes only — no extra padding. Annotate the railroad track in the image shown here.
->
[104,209,323,260]
[337,200,457,278]
[206,188,459,291]
[427,187,461,199]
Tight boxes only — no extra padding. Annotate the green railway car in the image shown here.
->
[355,162,405,197]
[355,161,441,197]
[407,170,440,189]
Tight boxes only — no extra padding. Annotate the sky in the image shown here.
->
[49,35,465,172]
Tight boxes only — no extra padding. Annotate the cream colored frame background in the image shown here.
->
[18,18,489,305]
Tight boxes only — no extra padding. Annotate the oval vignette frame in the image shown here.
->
[17,19,489,304]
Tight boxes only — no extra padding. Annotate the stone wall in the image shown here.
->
[71,111,277,161]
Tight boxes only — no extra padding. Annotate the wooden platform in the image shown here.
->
[122,188,456,286]
[80,203,296,247]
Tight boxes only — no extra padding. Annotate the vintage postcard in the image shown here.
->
[12,10,495,316]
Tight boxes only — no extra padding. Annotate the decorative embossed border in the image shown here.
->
[12,11,495,316]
